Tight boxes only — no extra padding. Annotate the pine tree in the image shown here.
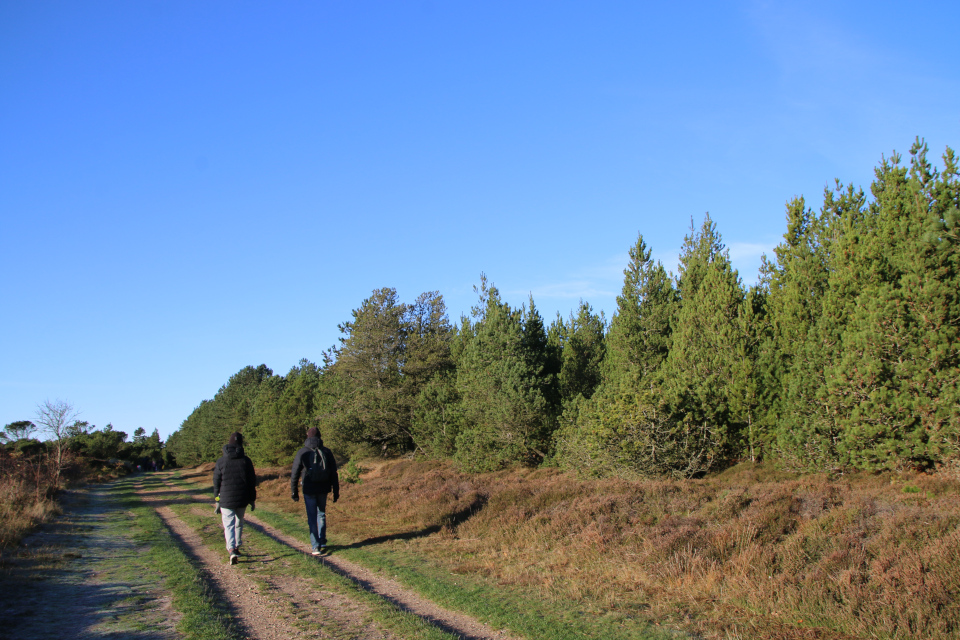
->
[403,291,455,391]
[760,195,837,465]
[453,280,556,471]
[556,234,678,477]
[522,295,562,416]
[330,288,411,454]
[557,301,606,405]
[766,183,866,469]
[823,141,960,469]
[659,215,750,471]
[404,291,457,456]
[213,365,274,442]
[603,234,676,390]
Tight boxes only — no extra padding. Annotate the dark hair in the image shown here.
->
[228,432,243,446]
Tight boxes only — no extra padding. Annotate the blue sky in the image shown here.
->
[2,1,958,442]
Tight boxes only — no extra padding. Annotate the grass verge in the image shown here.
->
[244,458,960,640]
[114,476,236,640]
[249,502,680,640]
[166,472,463,640]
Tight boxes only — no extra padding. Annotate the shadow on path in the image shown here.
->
[0,486,179,640]
[242,513,512,640]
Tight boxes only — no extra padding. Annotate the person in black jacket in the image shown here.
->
[290,427,339,555]
[213,432,257,565]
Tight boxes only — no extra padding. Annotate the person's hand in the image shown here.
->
[214,503,221,515]
[291,493,299,502]
[249,502,255,512]
[333,493,339,503]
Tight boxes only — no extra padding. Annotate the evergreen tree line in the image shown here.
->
[167,141,960,476]
[2,419,169,468]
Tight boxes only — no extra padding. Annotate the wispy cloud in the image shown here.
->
[728,241,775,263]
[503,236,779,314]
[519,280,619,301]
[504,254,626,311]
[742,0,958,169]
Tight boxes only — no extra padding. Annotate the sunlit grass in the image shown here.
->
[111,478,237,640]
[167,471,462,640]
[173,458,960,639]
[252,459,960,640]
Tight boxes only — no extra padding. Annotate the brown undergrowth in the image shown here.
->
[0,449,62,548]
[249,458,960,640]
[0,448,130,548]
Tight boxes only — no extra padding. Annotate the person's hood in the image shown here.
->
[222,443,244,458]
[303,436,322,449]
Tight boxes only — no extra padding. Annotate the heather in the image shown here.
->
[256,458,960,640]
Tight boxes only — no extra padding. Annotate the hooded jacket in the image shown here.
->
[213,444,257,510]
[290,436,340,499]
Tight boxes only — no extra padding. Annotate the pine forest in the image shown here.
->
[167,140,960,478]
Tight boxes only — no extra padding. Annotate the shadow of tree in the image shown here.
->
[341,492,488,550]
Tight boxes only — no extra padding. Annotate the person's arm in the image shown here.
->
[330,451,340,502]
[290,449,302,501]
[246,458,257,508]
[213,460,222,498]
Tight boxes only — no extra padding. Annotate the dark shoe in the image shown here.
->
[229,551,239,565]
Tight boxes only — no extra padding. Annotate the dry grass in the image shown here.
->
[0,449,62,548]
[250,458,958,640]
[0,448,131,548]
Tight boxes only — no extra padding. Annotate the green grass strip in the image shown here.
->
[249,504,683,640]
[109,476,236,640]
[165,486,460,640]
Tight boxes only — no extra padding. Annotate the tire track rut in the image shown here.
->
[137,473,520,640]
[137,477,398,640]
[153,504,310,640]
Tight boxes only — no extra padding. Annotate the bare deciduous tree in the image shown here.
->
[35,399,79,486]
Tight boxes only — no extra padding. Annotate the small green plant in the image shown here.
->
[341,458,363,484]
[902,484,921,494]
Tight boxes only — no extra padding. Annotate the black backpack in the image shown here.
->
[306,446,332,485]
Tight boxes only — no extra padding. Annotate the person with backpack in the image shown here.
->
[290,426,339,556]
[213,431,257,565]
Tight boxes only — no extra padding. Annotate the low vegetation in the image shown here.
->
[0,447,134,549]
[247,458,959,640]
[1,411,164,549]
[0,448,62,548]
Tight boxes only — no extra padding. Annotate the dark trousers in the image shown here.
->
[303,492,328,549]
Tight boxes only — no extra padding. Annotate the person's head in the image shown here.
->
[306,427,319,439]
[228,432,243,446]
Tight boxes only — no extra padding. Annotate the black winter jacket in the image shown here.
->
[290,436,339,499]
[213,444,257,510]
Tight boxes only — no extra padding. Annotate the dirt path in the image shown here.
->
[0,473,522,640]
[154,503,313,640]
[0,484,179,640]
[136,476,400,640]
[139,473,520,640]
[242,511,517,640]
